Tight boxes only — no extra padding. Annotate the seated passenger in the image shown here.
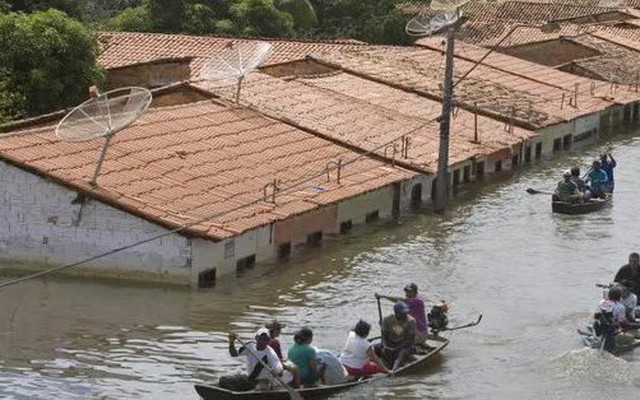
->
[569,166,591,200]
[554,170,581,203]
[315,349,349,385]
[585,160,609,199]
[374,301,417,370]
[287,327,324,387]
[339,320,389,376]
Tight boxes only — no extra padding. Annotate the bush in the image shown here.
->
[0,9,103,120]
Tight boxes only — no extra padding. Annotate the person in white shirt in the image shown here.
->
[339,320,389,376]
[219,328,285,391]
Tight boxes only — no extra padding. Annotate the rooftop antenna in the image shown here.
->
[406,0,470,36]
[199,41,274,104]
[429,0,472,11]
[56,86,153,187]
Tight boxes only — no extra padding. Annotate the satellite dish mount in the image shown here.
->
[199,41,274,104]
[56,87,153,187]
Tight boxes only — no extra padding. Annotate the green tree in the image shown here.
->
[5,0,84,19]
[308,0,411,44]
[0,9,103,121]
[275,0,316,31]
[149,0,184,32]
[229,0,294,37]
[183,2,216,35]
[105,2,152,32]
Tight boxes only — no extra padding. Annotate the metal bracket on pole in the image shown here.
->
[263,178,280,203]
[401,136,411,158]
[384,143,398,166]
[325,159,343,184]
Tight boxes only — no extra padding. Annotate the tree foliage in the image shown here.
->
[0,9,103,121]
[229,0,294,37]
[105,2,152,32]
[149,0,184,32]
[4,0,84,19]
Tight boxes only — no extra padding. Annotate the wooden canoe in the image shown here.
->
[579,325,640,356]
[194,336,449,400]
[552,194,612,215]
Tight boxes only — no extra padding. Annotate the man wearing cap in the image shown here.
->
[220,328,284,391]
[375,301,417,370]
[554,170,581,203]
[376,283,428,345]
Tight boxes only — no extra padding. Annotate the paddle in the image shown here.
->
[526,188,555,195]
[440,314,483,332]
[233,336,303,400]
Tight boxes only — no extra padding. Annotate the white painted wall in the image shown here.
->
[191,225,273,282]
[399,174,432,211]
[0,161,191,284]
[336,186,394,225]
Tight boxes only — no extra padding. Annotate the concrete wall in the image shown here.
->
[191,226,273,283]
[336,186,394,225]
[399,174,432,211]
[151,87,211,108]
[501,39,601,67]
[0,161,191,284]
[105,61,191,90]
[274,205,339,246]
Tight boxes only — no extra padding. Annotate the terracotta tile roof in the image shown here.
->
[98,31,372,77]
[564,33,640,84]
[195,72,536,172]
[401,1,634,23]
[415,36,640,103]
[453,20,591,47]
[0,100,417,240]
[306,45,616,129]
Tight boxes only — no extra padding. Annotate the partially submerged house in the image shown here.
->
[194,71,535,195]
[0,99,423,286]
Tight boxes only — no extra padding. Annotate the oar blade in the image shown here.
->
[526,188,538,194]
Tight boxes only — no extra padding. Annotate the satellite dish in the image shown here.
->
[199,41,274,104]
[430,0,471,11]
[406,10,462,36]
[56,86,152,186]
[598,0,624,6]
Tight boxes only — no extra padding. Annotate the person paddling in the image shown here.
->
[614,253,640,297]
[376,283,429,344]
[599,152,616,193]
[220,328,285,391]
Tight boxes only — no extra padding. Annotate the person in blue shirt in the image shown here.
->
[585,160,608,198]
[287,327,325,387]
[599,153,616,193]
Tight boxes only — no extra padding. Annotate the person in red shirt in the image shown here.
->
[266,320,285,360]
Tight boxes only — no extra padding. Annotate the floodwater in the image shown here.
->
[1,130,640,400]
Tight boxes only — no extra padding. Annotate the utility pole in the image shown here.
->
[434,28,456,212]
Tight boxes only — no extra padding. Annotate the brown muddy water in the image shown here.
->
[1,131,640,399]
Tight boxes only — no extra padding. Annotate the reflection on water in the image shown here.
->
[1,132,640,398]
